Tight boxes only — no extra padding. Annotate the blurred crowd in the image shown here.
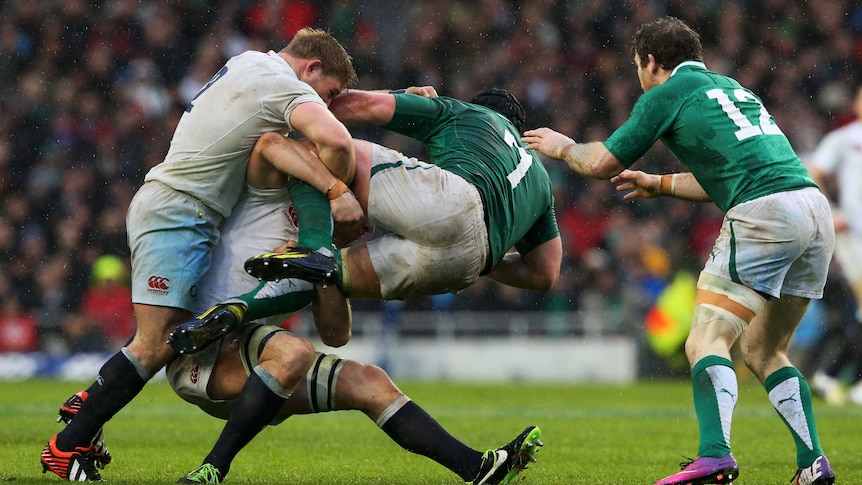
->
[1,0,861,355]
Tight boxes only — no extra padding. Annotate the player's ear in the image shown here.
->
[307,59,323,74]
[647,54,660,72]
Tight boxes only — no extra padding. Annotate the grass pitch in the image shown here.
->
[2,378,860,484]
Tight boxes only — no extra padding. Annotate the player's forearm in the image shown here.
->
[316,142,356,184]
[313,286,352,347]
[486,253,558,292]
[260,134,346,194]
[661,172,712,202]
[560,142,624,179]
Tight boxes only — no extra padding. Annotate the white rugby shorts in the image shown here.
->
[126,181,222,311]
[359,144,489,299]
[702,187,835,299]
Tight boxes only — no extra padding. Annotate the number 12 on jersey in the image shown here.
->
[706,88,784,141]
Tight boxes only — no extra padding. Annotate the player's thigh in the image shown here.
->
[165,338,238,419]
[368,232,487,300]
[127,181,221,313]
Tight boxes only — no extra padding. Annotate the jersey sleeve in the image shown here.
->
[604,88,679,167]
[384,94,449,141]
[261,78,326,132]
[514,206,560,255]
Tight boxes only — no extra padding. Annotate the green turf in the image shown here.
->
[2,378,860,484]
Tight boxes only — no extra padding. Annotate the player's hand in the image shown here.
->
[330,190,367,237]
[521,128,576,160]
[272,240,297,253]
[404,86,438,98]
[333,220,372,248]
[611,169,662,200]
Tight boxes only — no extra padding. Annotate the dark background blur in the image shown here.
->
[0,1,858,375]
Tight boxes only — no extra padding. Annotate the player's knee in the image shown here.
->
[257,131,283,150]
[263,334,316,376]
[355,363,402,403]
[357,363,395,388]
[288,337,317,372]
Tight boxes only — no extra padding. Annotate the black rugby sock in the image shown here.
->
[203,370,287,476]
[56,351,147,450]
[381,401,482,481]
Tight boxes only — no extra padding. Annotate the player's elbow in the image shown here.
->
[320,327,351,348]
[586,145,624,180]
[534,266,560,291]
[531,238,562,291]
[321,333,350,348]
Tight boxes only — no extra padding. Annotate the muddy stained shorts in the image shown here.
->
[166,323,289,424]
[127,181,222,312]
[702,187,835,299]
[362,144,489,300]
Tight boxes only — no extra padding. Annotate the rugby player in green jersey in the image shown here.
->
[169,88,561,351]
[523,16,835,485]
[245,87,562,301]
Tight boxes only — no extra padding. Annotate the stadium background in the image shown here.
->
[0,0,859,381]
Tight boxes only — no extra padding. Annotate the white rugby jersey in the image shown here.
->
[810,120,862,234]
[146,50,325,217]
[196,185,302,327]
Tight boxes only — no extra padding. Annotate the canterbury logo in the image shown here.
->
[190,363,200,384]
[285,204,299,229]
[147,275,171,294]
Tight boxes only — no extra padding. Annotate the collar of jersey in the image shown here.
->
[670,61,707,77]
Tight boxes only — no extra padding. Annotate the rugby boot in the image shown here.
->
[792,455,835,485]
[654,454,739,485]
[471,425,543,485]
[244,247,337,286]
[40,435,103,481]
[167,303,246,354]
[56,391,112,468]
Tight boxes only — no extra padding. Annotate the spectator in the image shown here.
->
[1,0,861,352]
[0,297,38,352]
[80,255,135,349]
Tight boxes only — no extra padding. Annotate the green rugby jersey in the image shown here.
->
[384,94,559,269]
[605,61,817,213]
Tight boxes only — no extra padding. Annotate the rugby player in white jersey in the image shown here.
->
[162,136,542,484]
[807,85,862,406]
[41,28,365,481]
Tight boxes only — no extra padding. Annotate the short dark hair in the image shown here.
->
[471,88,526,132]
[630,16,703,70]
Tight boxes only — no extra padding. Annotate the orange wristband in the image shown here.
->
[659,174,677,196]
[325,180,349,200]
[560,142,576,160]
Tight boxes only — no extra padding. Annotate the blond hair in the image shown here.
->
[281,27,357,89]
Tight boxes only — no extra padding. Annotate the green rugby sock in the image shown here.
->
[692,355,737,457]
[233,281,314,322]
[287,179,333,256]
[765,367,824,467]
